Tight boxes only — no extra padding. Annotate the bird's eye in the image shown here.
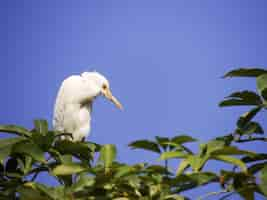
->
[102,84,107,90]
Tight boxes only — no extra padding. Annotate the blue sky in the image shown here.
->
[2,1,267,199]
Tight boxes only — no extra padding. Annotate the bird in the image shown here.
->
[53,71,122,141]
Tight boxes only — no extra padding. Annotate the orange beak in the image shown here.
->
[102,87,123,110]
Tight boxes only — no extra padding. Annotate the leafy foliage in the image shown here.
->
[223,68,267,78]
[0,67,267,200]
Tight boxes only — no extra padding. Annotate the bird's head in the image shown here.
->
[81,72,123,110]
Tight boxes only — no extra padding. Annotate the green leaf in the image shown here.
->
[220,171,259,199]
[60,154,73,164]
[17,182,64,200]
[211,146,255,156]
[259,165,267,196]
[228,91,261,100]
[149,184,161,197]
[129,140,161,153]
[230,91,262,104]
[71,175,95,192]
[220,170,249,183]
[223,68,267,78]
[30,183,56,200]
[0,125,32,137]
[99,144,117,170]
[155,136,170,151]
[214,134,234,145]
[170,172,218,192]
[48,149,64,163]
[159,151,188,160]
[236,121,264,135]
[146,165,171,175]
[205,140,226,154]
[248,162,267,174]
[257,73,267,100]
[87,141,101,152]
[187,155,206,172]
[212,155,247,172]
[237,188,255,200]
[219,99,257,107]
[176,159,190,176]
[242,153,267,163]
[189,172,218,185]
[32,131,55,151]
[23,156,33,174]
[55,140,92,161]
[164,194,187,200]
[237,107,262,128]
[34,119,48,135]
[114,165,136,178]
[18,186,50,200]
[12,141,46,163]
[167,175,196,192]
[171,135,197,144]
[52,163,87,176]
[163,135,196,153]
[0,137,25,164]
[219,91,262,107]
[219,99,259,107]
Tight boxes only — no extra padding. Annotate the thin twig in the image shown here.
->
[164,160,168,172]
[219,192,235,200]
[30,171,39,181]
[28,166,48,181]
[235,137,267,143]
[197,189,229,200]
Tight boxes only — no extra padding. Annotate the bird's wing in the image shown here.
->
[53,75,83,133]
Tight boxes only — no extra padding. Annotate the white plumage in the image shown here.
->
[53,72,122,141]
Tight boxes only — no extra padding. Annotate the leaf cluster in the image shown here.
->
[0,68,267,200]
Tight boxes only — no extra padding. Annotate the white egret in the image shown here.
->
[53,72,122,141]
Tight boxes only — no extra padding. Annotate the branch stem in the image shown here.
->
[197,189,229,200]
[235,137,267,143]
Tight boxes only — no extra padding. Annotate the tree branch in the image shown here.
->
[198,189,229,200]
[235,137,267,143]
